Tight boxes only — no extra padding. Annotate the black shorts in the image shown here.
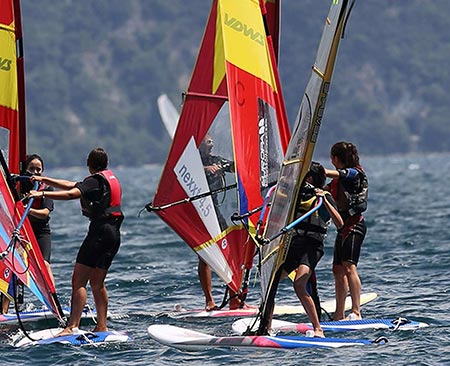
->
[333,220,367,266]
[33,225,52,262]
[283,236,324,274]
[76,217,122,270]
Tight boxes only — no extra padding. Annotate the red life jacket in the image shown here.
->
[100,170,122,217]
[81,169,123,219]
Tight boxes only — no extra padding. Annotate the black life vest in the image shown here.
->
[331,166,368,217]
[80,169,123,220]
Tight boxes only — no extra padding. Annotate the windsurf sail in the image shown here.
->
[156,0,280,140]
[157,94,180,139]
[0,0,65,323]
[0,0,26,173]
[147,0,290,299]
[257,0,356,335]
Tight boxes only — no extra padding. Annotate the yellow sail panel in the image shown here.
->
[212,3,226,94]
[0,14,18,112]
[217,0,277,91]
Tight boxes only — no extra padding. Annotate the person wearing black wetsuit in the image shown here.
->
[197,134,238,311]
[29,147,123,335]
[1,154,55,314]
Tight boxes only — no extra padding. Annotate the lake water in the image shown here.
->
[1,153,449,365]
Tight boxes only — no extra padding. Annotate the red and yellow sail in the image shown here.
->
[151,0,289,295]
[0,0,63,322]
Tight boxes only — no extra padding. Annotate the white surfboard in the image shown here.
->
[147,292,378,319]
[147,324,386,351]
[12,327,131,347]
[232,316,429,335]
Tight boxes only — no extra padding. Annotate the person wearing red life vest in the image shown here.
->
[29,147,123,336]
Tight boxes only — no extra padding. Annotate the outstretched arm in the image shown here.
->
[29,187,81,201]
[31,175,77,190]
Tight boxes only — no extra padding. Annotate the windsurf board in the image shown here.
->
[148,292,377,319]
[0,305,128,325]
[147,324,387,351]
[233,317,429,335]
[12,327,131,347]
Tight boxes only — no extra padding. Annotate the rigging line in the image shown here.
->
[12,274,39,343]
[144,183,237,212]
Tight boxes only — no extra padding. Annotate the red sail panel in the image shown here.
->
[0,172,63,320]
[152,0,289,294]
[0,0,62,321]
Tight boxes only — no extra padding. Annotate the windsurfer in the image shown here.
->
[1,154,55,314]
[325,141,368,321]
[198,134,246,311]
[28,147,124,335]
[280,162,343,338]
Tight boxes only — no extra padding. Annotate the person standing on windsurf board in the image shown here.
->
[29,147,123,335]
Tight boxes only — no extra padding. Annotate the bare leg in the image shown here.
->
[344,261,362,319]
[58,263,91,336]
[229,289,241,310]
[293,266,324,337]
[1,296,10,314]
[198,258,215,310]
[90,268,109,332]
[332,264,349,320]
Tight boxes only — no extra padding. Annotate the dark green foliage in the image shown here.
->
[18,0,450,167]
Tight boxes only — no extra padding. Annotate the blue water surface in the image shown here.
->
[1,153,449,365]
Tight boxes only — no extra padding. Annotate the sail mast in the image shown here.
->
[257,0,356,335]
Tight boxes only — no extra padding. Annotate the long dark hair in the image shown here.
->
[330,141,360,168]
[22,153,44,174]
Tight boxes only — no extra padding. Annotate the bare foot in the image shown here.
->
[56,327,74,337]
[239,303,257,310]
[314,328,325,338]
[205,304,220,312]
[229,300,257,310]
[345,312,362,320]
